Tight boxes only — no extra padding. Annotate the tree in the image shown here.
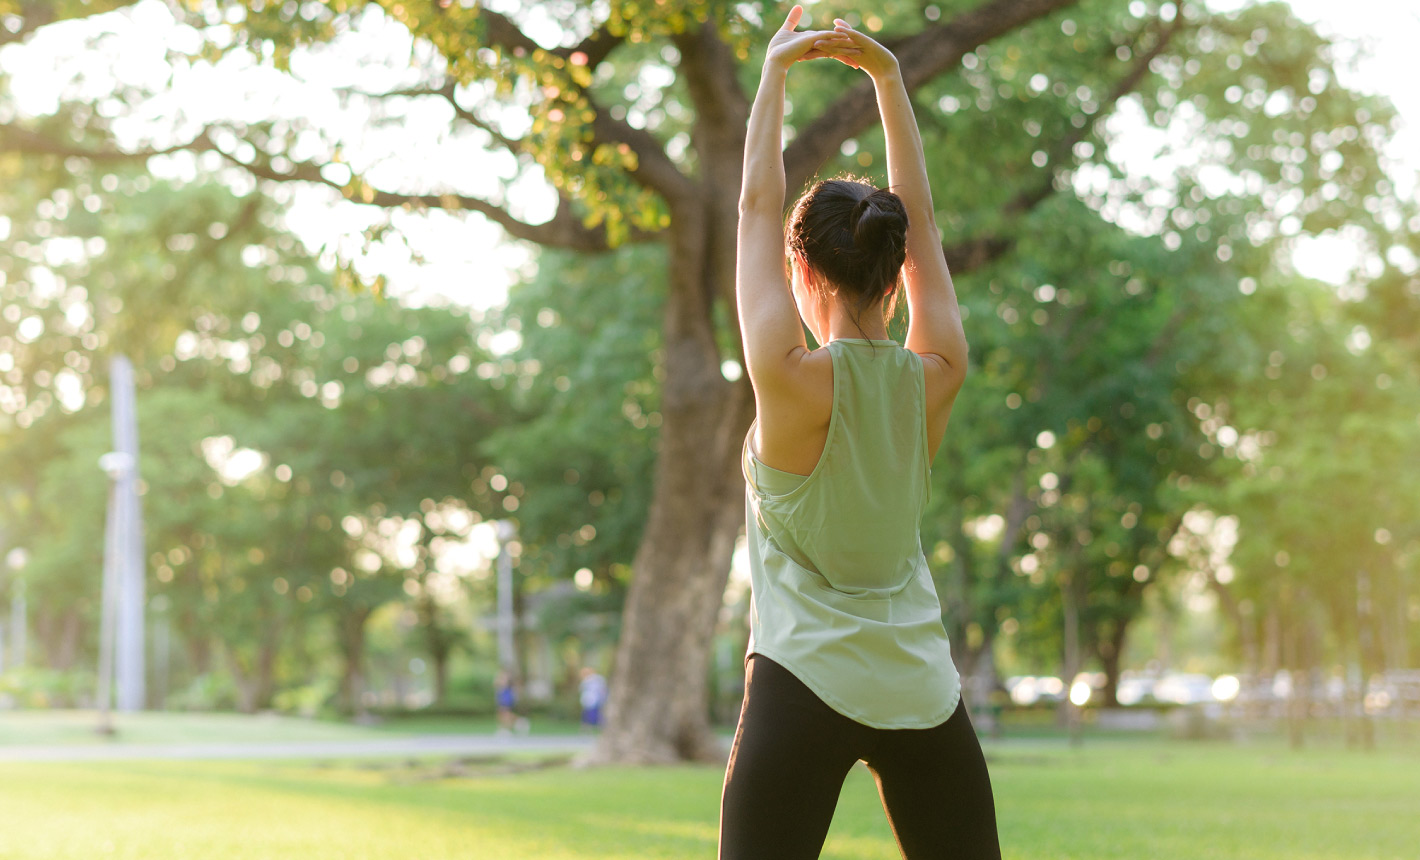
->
[0,143,511,710]
[1208,261,1420,748]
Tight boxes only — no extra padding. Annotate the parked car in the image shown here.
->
[1154,672,1216,705]
[1115,673,1159,706]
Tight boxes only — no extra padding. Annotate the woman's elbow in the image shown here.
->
[738,188,776,217]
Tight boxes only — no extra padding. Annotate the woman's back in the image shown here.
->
[743,337,960,729]
[748,338,928,593]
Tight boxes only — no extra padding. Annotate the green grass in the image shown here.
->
[0,737,1416,859]
[0,709,583,746]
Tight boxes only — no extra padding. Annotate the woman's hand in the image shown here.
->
[830,18,900,80]
[764,5,858,72]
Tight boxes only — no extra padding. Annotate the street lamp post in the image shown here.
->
[7,549,26,670]
[494,520,518,679]
[96,450,133,735]
[108,356,146,712]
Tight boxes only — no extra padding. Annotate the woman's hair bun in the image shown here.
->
[851,189,908,254]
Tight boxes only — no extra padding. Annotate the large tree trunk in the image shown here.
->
[177,603,214,676]
[417,593,452,705]
[58,608,80,670]
[590,378,752,762]
[227,633,280,714]
[959,465,1032,715]
[338,605,372,715]
[1381,564,1410,675]
[589,21,757,764]
[1262,605,1281,677]
[1284,592,1307,750]
[943,496,998,732]
[591,200,755,763]
[1341,571,1376,751]
[1209,575,1258,678]
[36,607,81,670]
[1059,567,1085,746]
[1097,616,1130,708]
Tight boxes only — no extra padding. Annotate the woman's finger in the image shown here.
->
[782,4,803,31]
[779,30,848,54]
[801,46,861,62]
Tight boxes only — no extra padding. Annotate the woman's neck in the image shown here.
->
[822,300,889,342]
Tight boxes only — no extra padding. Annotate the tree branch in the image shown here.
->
[1005,7,1184,216]
[207,138,651,251]
[336,81,525,157]
[0,121,655,252]
[670,20,752,313]
[942,235,1013,273]
[342,79,691,218]
[935,7,1185,276]
[0,9,53,47]
[0,1,142,48]
[476,7,541,57]
[586,100,696,204]
[477,6,623,69]
[563,24,622,69]
[0,123,190,162]
[672,20,751,149]
[784,0,1081,194]
[467,8,690,204]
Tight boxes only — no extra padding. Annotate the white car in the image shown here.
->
[1154,673,1216,705]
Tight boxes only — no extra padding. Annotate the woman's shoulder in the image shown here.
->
[750,346,834,477]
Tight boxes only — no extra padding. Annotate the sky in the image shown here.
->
[2,0,1418,309]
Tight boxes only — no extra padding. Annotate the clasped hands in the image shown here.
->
[764,4,898,79]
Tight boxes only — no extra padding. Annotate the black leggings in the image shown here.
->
[719,655,1001,860]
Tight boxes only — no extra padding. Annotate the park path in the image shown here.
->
[0,733,595,763]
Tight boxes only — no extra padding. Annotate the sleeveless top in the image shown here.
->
[742,338,961,729]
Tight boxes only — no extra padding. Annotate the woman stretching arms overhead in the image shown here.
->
[721,7,1000,859]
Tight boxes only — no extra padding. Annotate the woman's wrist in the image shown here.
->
[761,58,792,80]
[868,60,903,88]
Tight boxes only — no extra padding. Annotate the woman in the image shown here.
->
[722,7,1000,859]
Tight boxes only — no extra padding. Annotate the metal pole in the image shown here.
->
[110,356,146,711]
[495,520,517,677]
[96,476,120,734]
[8,575,23,669]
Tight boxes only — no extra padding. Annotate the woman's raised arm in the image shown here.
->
[833,19,968,388]
[736,6,855,393]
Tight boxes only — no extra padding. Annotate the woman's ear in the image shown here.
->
[793,254,826,300]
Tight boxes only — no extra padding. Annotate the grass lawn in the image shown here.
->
[0,709,584,746]
[1,736,1416,859]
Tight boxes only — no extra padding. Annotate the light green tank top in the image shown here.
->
[743,338,961,729]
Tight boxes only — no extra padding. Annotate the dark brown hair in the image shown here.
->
[785,177,909,327]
